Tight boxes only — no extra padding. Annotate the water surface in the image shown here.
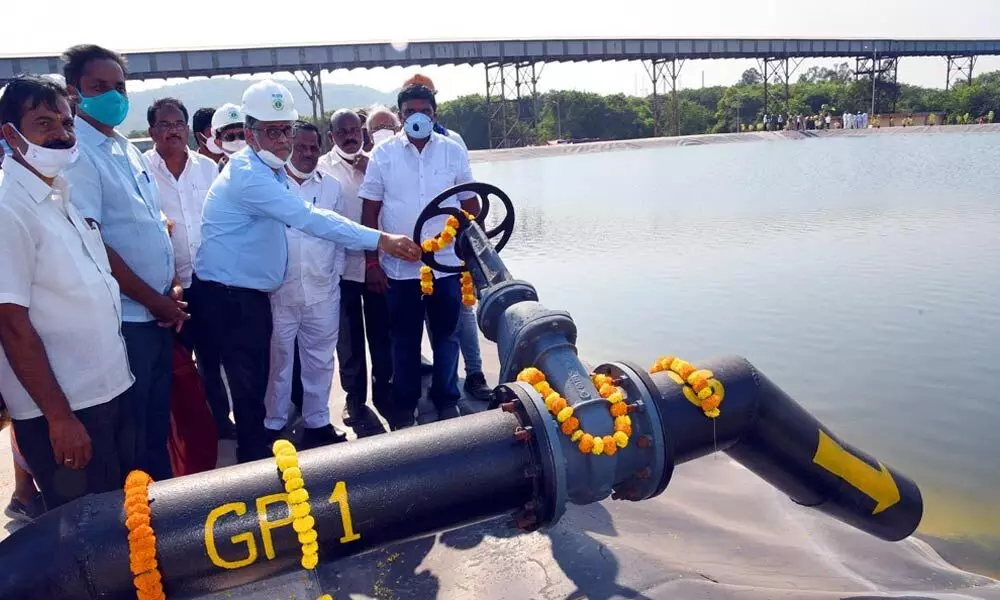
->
[471,133,1000,559]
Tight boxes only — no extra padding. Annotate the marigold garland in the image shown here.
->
[516,368,631,455]
[649,356,725,418]
[123,470,166,600]
[419,266,434,296]
[460,271,477,306]
[272,440,321,571]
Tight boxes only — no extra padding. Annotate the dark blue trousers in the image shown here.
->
[385,275,461,427]
[121,321,174,480]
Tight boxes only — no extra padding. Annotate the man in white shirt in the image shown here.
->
[0,75,136,509]
[318,109,395,437]
[264,122,346,448]
[144,97,234,439]
[360,84,481,430]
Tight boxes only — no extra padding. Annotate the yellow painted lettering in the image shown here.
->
[204,502,258,569]
[256,493,293,560]
[329,480,361,543]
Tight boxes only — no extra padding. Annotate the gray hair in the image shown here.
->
[365,106,400,129]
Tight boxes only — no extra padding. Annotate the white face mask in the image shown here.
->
[286,161,315,180]
[335,145,361,161]
[204,135,223,155]
[371,128,395,147]
[221,139,247,155]
[7,125,79,178]
[255,148,288,169]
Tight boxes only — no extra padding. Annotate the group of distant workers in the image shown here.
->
[0,43,494,523]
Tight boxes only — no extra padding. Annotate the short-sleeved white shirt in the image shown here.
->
[0,159,134,420]
[357,132,475,280]
[144,149,218,288]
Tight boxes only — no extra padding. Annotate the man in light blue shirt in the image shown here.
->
[62,44,186,481]
[192,80,420,462]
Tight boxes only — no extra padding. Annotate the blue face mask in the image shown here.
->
[79,89,130,128]
[404,113,434,140]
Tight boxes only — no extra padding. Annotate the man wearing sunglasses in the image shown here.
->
[208,103,246,172]
[193,79,421,462]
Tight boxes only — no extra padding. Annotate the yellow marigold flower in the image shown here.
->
[298,529,318,545]
[462,295,476,306]
[606,390,624,404]
[302,553,319,570]
[288,488,309,505]
[444,225,458,237]
[276,454,299,471]
[293,515,316,533]
[291,502,311,519]
[285,477,305,493]
[302,542,319,556]
[282,466,302,482]
[591,437,605,455]
[598,383,616,397]
[613,431,629,448]
[571,430,584,442]
[534,381,552,397]
[556,406,574,423]
[461,284,474,295]
[592,373,612,388]
[614,415,631,428]
[421,239,435,252]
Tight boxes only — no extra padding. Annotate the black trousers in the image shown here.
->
[336,279,393,415]
[179,284,232,433]
[13,393,135,510]
[191,274,271,463]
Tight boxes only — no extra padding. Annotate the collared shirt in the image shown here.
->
[64,116,175,322]
[358,132,475,281]
[271,170,345,307]
[195,147,382,292]
[318,150,367,283]
[0,159,134,420]
[144,149,218,288]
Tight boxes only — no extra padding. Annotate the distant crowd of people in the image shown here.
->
[0,43,494,523]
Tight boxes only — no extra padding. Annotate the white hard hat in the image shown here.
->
[211,103,243,134]
[241,79,298,122]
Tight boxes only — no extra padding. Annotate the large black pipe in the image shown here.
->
[0,410,535,600]
[637,355,923,542]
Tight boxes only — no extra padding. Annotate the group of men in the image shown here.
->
[0,43,494,521]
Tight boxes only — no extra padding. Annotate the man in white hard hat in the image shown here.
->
[193,79,421,462]
[209,102,245,172]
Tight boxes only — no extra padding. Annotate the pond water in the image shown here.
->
[471,132,1000,564]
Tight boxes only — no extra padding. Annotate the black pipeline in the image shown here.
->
[0,184,924,599]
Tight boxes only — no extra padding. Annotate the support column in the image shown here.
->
[293,69,323,125]
[946,55,977,90]
[642,59,667,137]
[759,57,801,125]
[665,59,684,137]
[856,55,899,115]
[486,61,544,148]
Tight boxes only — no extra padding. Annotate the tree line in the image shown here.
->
[435,63,1000,150]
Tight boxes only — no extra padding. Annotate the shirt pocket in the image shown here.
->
[429,166,461,206]
[80,226,114,275]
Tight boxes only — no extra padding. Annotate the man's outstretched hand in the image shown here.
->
[378,233,422,262]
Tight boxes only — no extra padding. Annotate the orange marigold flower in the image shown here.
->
[603,436,617,456]
[561,417,580,435]
[551,397,568,415]
[462,295,476,306]
[517,367,545,385]
[125,512,151,531]
[598,383,616,397]
[125,470,153,488]
[578,433,594,454]
[701,395,722,411]
[534,381,552,397]
[544,391,560,411]
[439,230,455,244]
[610,402,628,417]
[446,216,460,229]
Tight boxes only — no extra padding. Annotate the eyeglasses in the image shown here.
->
[155,121,187,132]
[252,126,293,141]
[220,130,246,142]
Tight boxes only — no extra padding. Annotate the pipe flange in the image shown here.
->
[495,382,567,529]
[593,362,673,501]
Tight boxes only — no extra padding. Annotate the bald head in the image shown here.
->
[328,109,363,155]
[367,107,400,135]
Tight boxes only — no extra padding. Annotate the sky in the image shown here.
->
[3,0,1000,100]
